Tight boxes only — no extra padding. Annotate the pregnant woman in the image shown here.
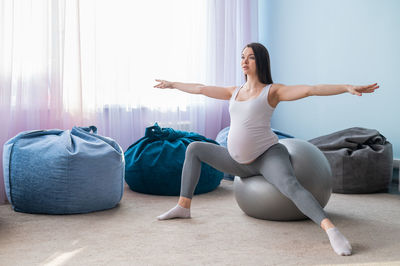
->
[154,42,378,256]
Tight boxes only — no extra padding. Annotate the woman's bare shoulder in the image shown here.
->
[270,83,285,90]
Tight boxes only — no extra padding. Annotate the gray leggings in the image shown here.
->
[181,142,328,225]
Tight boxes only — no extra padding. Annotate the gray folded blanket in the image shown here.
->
[309,127,393,193]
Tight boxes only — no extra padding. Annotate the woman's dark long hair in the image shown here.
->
[244,43,273,84]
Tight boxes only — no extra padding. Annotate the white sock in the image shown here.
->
[157,204,191,220]
[326,227,352,256]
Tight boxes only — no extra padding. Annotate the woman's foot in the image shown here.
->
[326,227,352,256]
[157,204,191,220]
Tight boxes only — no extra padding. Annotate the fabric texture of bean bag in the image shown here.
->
[124,123,223,196]
[3,126,125,214]
[309,127,393,193]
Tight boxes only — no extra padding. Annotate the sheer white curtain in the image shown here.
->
[0,0,210,203]
[77,0,212,148]
[0,0,259,203]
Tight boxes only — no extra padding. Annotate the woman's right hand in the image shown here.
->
[154,79,174,89]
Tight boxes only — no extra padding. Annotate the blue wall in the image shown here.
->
[258,0,400,158]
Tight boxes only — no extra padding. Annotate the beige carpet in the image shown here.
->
[0,180,399,266]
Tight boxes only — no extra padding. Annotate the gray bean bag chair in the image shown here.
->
[309,127,393,193]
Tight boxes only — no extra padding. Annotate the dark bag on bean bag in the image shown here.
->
[124,123,223,196]
[309,127,393,193]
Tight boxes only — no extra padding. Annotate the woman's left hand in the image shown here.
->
[347,83,379,96]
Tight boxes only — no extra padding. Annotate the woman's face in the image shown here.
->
[241,47,256,76]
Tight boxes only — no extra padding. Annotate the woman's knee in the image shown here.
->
[272,175,303,198]
[185,141,211,157]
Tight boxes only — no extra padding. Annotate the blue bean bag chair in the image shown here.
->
[216,126,294,180]
[124,123,223,196]
[3,126,124,214]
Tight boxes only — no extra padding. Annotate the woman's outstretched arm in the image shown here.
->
[154,79,204,94]
[271,83,379,105]
[154,79,236,100]
[310,83,379,96]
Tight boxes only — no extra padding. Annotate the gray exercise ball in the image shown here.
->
[234,138,332,221]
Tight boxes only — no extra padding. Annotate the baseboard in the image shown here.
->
[394,159,400,169]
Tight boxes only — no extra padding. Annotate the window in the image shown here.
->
[1,0,208,111]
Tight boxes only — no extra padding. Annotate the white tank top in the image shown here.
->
[227,84,279,164]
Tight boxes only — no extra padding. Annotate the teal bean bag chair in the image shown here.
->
[124,123,223,196]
